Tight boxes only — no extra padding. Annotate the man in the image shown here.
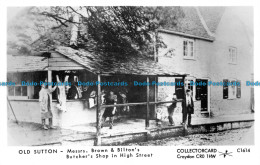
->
[39,78,57,130]
[182,89,194,126]
[166,93,177,126]
[118,90,129,115]
[67,76,80,100]
[67,81,79,99]
[101,91,117,129]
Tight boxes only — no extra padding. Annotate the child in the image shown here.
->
[156,108,165,126]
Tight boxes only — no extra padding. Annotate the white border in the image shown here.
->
[0,1,259,165]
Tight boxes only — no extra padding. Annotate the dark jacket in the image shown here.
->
[182,95,194,114]
[67,85,79,100]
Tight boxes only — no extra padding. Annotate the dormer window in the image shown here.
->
[183,38,195,59]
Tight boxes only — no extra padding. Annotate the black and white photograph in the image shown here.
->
[1,1,260,164]
[6,6,254,147]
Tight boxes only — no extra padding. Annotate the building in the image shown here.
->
[7,46,187,130]
[157,7,254,117]
[7,6,253,134]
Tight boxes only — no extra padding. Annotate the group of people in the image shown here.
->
[39,75,194,130]
[39,74,128,130]
[102,89,195,129]
[156,89,194,127]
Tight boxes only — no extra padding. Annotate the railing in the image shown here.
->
[100,99,184,108]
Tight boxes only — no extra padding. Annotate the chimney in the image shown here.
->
[70,14,79,47]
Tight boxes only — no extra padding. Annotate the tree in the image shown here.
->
[8,6,184,57]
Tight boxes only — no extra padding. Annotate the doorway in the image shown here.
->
[200,79,208,112]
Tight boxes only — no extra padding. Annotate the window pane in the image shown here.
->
[8,86,14,96]
[232,49,235,62]
[184,50,187,56]
[233,49,237,63]
[15,86,21,96]
[188,41,194,57]
[229,47,237,63]
[229,48,232,61]
[22,86,27,96]
[183,41,187,56]
[190,45,193,57]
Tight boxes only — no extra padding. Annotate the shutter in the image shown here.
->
[196,79,201,100]
[237,80,241,98]
[223,79,229,99]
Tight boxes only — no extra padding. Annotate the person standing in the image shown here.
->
[166,93,177,126]
[39,79,57,130]
[67,76,79,100]
[182,89,194,126]
[118,91,129,115]
[101,91,117,129]
[155,108,164,126]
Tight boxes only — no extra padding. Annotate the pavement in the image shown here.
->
[7,113,254,146]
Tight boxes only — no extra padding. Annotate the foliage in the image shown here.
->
[7,6,184,57]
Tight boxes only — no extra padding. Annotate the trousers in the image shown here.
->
[183,105,192,125]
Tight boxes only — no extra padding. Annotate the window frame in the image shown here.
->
[183,38,195,60]
[223,79,241,100]
[8,85,28,97]
[228,47,237,64]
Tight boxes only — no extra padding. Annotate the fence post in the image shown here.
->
[95,74,102,146]
[146,76,150,128]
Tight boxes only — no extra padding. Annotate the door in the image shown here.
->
[175,78,184,99]
[200,79,208,111]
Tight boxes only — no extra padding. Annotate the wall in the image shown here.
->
[7,100,98,128]
[157,33,213,116]
[157,8,253,116]
[208,7,253,116]
[49,52,85,70]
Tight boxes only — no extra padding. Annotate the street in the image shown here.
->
[125,126,254,146]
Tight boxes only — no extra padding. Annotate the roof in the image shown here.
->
[7,47,187,76]
[56,46,186,76]
[7,55,48,72]
[198,7,225,33]
[160,7,225,41]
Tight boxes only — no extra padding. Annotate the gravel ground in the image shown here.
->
[125,126,254,146]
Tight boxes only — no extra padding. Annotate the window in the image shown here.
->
[183,39,195,59]
[8,86,27,97]
[7,72,28,97]
[223,79,241,99]
[228,47,237,64]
